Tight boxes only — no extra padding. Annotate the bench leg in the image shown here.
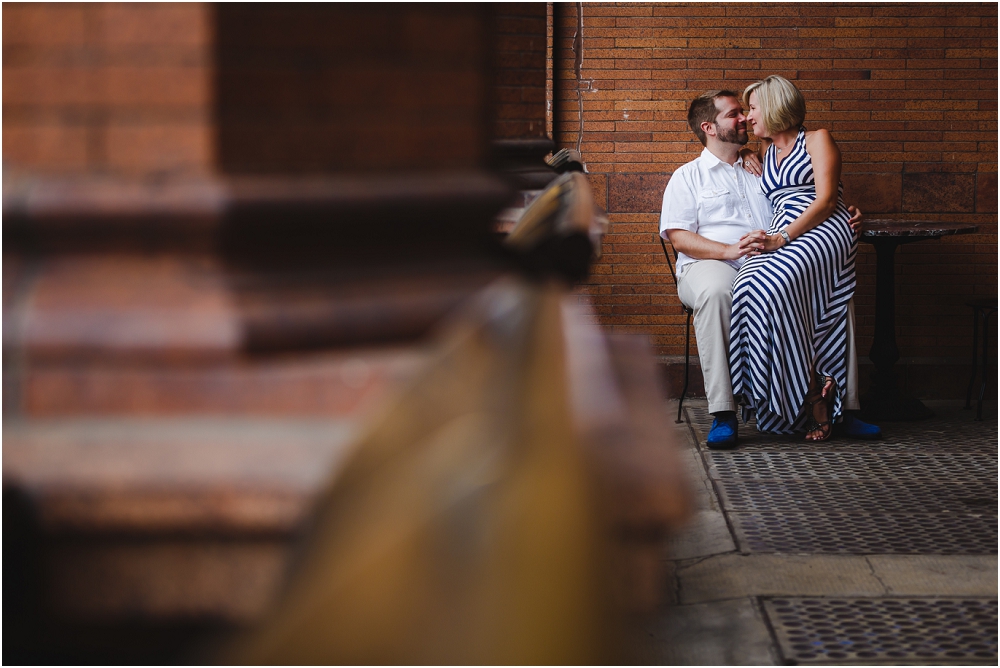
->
[676,311,691,424]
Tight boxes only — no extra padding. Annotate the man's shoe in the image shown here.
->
[839,413,882,440]
[707,412,738,449]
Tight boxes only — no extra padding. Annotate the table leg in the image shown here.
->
[860,237,934,421]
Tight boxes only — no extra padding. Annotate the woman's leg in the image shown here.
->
[804,371,835,441]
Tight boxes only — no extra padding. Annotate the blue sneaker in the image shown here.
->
[707,411,738,449]
[839,413,882,440]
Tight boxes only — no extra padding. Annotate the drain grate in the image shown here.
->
[718,480,999,514]
[763,597,998,664]
[732,512,998,554]
[709,452,998,483]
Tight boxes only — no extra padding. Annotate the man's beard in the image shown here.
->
[716,125,748,146]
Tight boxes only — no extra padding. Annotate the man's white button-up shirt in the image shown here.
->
[659,147,773,274]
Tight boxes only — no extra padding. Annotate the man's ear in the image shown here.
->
[701,120,716,139]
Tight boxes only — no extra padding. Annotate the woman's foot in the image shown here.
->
[805,375,835,442]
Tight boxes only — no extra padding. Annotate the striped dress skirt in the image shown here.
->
[729,129,857,433]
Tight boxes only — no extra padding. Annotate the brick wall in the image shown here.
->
[493,3,548,140]
[3,3,213,176]
[4,3,497,177]
[216,4,491,174]
[553,2,997,393]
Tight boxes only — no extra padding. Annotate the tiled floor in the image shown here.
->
[639,400,998,665]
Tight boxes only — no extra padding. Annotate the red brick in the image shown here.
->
[3,4,88,47]
[798,69,872,79]
[1,123,89,171]
[2,66,99,106]
[105,122,212,174]
[687,38,761,49]
[95,4,211,47]
[585,6,654,18]
[101,66,211,107]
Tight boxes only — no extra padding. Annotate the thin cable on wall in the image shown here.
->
[573,2,584,155]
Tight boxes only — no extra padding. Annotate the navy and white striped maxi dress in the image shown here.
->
[729,126,857,433]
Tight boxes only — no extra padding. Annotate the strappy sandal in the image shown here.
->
[805,373,835,442]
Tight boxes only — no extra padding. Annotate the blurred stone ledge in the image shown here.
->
[3,417,360,535]
[3,169,519,360]
[3,170,513,259]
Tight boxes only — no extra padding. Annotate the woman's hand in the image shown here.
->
[738,230,768,256]
[760,233,786,253]
[740,230,786,256]
[846,205,863,237]
[740,147,763,176]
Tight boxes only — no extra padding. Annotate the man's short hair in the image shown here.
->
[687,90,739,146]
[742,75,806,134]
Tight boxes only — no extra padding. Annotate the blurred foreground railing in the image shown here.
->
[4,170,688,664]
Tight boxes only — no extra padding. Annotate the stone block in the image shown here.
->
[608,172,670,213]
[976,171,998,213]
[902,172,976,213]
[841,171,902,213]
[636,598,779,666]
[676,554,887,604]
[868,555,998,596]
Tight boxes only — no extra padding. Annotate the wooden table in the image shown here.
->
[859,220,978,421]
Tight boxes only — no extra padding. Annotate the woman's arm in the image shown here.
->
[759,129,841,251]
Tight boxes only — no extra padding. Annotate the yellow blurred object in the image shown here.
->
[505,171,593,252]
[503,172,607,282]
[223,279,617,664]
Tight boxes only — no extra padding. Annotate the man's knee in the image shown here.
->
[678,261,736,314]
[694,280,733,313]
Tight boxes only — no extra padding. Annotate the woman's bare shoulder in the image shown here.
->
[804,128,835,146]
[804,128,839,156]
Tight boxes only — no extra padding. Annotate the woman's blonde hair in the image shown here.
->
[742,75,806,134]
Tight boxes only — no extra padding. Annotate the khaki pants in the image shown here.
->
[676,259,860,415]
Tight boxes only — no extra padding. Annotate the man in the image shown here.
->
[660,90,880,448]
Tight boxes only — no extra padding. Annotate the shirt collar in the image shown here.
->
[699,147,742,170]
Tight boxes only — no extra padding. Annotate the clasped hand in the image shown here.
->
[736,229,780,257]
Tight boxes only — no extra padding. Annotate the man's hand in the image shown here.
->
[720,242,743,261]
[738,230,767,256]
[847,205,863,237]
[740,148,763,177]
[666,228,751,262]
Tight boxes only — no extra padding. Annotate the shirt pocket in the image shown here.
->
[698,188,731,215]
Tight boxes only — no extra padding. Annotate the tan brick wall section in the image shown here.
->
[3,3,214,176]
[554,2,997,365]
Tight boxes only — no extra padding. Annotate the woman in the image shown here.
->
[729,75,857,441]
